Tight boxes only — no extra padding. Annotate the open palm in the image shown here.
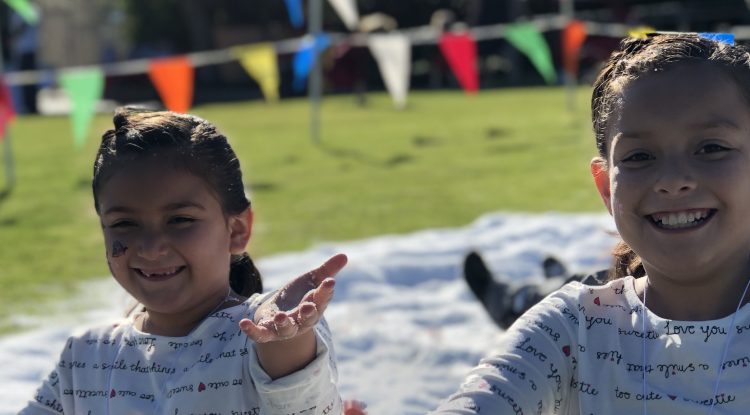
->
[240,254,347,343]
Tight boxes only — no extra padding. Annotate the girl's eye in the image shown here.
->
[697,143,730,154]
[169,216,196,225]
[621,152,652,163]
[109,220,135,229]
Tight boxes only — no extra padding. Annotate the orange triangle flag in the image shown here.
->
[148,56,194,113]
[562,20,587,78]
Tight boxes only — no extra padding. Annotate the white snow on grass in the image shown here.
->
[0,212,617,414]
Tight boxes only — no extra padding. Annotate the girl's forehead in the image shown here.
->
[97,163,221,211]
[107,158,192,183]
[606,63,750,139]
[618,62,731,99]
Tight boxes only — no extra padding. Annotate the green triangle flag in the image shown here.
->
[505,23,557,84]
[59,68,104,149]
[4,0,39,25]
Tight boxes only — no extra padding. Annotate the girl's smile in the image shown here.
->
[647,208,715,231]
[133,265,186,281]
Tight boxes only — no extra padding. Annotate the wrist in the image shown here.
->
[255,329,317,379]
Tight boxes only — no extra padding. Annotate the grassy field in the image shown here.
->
[0,87,606,333]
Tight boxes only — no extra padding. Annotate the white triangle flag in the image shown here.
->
[327,0,359,30]
[368,34,411,109]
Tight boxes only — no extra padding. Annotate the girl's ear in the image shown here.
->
[229,208,253,255]
[591,157,612,214]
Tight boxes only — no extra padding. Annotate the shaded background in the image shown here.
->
[3,0,749,111]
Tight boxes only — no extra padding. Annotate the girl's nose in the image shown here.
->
[136,231,169,260]
[653,158,697,196]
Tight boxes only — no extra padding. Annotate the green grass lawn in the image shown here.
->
[0,87,606,333]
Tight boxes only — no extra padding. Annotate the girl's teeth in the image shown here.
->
[141,267,181,277]
[652,210,709,229]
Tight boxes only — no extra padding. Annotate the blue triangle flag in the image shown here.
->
[284,0,304,28]
[698,32,734,45]
[293,34,331,92]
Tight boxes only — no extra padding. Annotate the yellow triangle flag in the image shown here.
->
[233,44,280,102]
[628,26,656,40]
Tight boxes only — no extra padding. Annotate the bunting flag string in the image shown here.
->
[5,16,750,91]
[148,56,194,113]
[6,18,750,90]
[562,20,587,78]
[438,32,479,94]
[368,33,411,109]
[59,68,104,148]
[233,44,280,102]
[0,16,668,89]
[505,23,557,85]
[0,78,16,141]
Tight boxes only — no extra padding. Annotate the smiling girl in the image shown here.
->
[20,108,346,414]
[432,34,750,414]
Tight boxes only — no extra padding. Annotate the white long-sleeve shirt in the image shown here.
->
[18,294,341,415]
[432,276,750,414]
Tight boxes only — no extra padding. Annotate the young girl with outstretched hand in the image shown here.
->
[432,34,750,414]
[19,108,347,414]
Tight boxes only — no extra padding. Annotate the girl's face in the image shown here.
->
[593,63,750,283]
[97,162,250,316]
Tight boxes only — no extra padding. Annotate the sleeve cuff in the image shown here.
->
[249,322,339,413]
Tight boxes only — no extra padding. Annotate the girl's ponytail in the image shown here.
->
[610,240,645,280]
[230,253,263,297]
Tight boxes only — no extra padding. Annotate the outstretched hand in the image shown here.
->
[240,253,347,344]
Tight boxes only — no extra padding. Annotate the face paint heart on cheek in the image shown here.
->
[111,240,128,257]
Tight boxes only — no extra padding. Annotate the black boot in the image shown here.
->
[542,256,568,279]
[463,252,512,329]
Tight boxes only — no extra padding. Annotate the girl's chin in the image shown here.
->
[641,257,717,279]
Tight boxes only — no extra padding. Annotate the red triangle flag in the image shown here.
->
[438,33,479,94]
[562,20,587,78]
[148,56,194,113]
[0,77,16,141]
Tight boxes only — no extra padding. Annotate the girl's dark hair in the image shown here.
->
[591,34,750,279]
[93,107,262,296]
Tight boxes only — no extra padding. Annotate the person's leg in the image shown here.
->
[463,252,608,329]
